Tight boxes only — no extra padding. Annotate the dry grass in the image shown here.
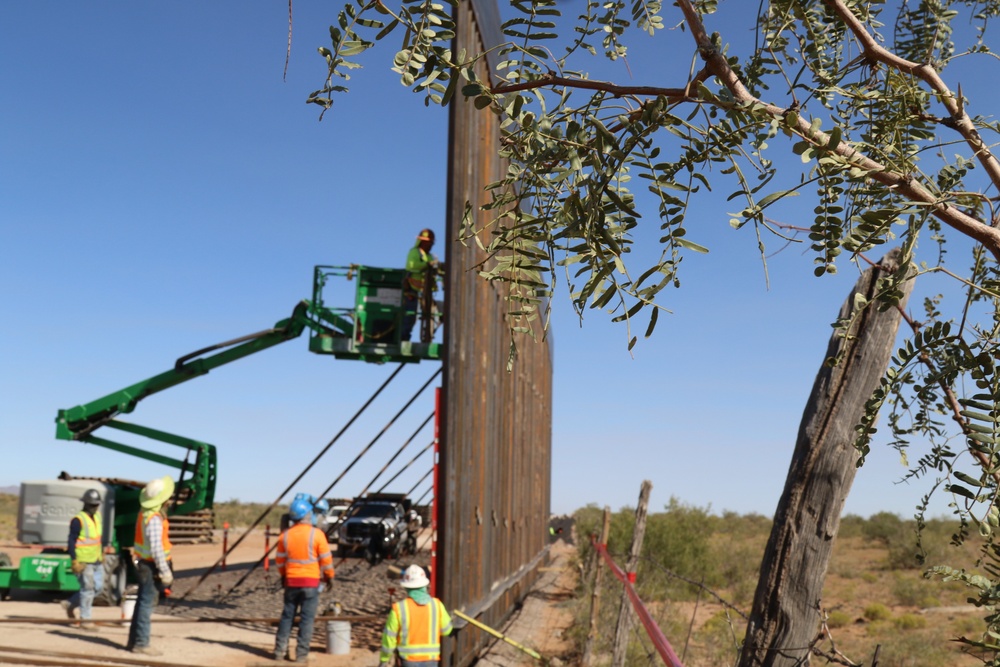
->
[572,513,993,667]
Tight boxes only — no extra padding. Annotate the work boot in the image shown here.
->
[78,622,99,633]
[60,600,75,619]
[273,645,288,661]
[131,646,162,656]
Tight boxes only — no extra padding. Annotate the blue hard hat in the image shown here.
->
[314,498,330,514]
[289,497,312,521]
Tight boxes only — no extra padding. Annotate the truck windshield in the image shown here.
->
[351,503,395,518]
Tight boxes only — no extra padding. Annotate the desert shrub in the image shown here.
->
[861,571,879,584]
[590,497,721,601]
[864,512,905,545]
[838,514,867,540]
[694,610,744,667]
[213,500,287,530]
[875,516,965,570]
[893,613,928,630]
[952,615,982,636]
[864,603,892,621]
[872,631,953,666]
[891,572,941,608]
[826,610,852,628]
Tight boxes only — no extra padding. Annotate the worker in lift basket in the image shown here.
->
[379,564,453,666]
[274,496,336,663]
[126,475,175,656]
[61,488,104,630]
[401,228,444,342]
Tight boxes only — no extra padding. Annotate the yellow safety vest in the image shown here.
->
[73,511,102,564]
[383,597,453,662]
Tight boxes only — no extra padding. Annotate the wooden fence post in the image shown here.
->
[611,480,652,667]
[582,506,612,666]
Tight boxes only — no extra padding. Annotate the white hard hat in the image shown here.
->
[399,564,430,589]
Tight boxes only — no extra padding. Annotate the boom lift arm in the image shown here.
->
[54,265,441,526]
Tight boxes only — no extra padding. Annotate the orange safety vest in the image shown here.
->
[276,523,334,585]
[73,511,102,563]
[389,597,451,662]
[133,510,172,562]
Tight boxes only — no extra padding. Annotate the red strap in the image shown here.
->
[591,537,685,667]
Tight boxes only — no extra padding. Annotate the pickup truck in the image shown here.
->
[335,494,410,558]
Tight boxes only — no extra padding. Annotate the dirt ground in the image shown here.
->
[0,531,579,667]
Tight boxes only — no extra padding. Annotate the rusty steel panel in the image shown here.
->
[438,1,554,665]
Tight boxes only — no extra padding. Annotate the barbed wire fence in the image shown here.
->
[569,504,880,667]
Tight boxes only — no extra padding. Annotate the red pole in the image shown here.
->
[221,522,229,571]
[431,387,440,597]
[264,525,270,572]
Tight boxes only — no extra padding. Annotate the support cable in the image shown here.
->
[373,440,433,494]
[317,412,432,501]
[179,364,406,600]
[221,367,441,598]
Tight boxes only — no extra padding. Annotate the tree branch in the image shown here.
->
[825,0,1000,195]
[673,0,1000,261]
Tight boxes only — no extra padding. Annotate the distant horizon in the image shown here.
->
[0,483,953,522]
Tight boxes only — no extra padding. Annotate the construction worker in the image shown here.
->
[274,496,336,663]
[402,228,443,342]
[61,488,104,630]
[405,509,422,555]
[379,564,453,666]
[126,475,175,656]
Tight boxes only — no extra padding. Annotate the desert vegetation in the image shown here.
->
[571,500,987,667]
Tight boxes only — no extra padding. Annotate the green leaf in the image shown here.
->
[756,190,798,209]
[675,238,709,254]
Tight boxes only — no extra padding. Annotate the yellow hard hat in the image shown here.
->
[139,475,175,510]
[416,228,435,242]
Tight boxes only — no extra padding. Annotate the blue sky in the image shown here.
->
[1,2,975,520]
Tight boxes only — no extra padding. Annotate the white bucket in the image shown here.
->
[327,620,351,655]
[121,594,137,622]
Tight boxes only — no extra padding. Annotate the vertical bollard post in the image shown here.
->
[222,522,229,570]
[264,525,270,572]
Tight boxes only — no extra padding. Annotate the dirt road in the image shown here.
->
[0,531,383,666]
[0,532,578,666]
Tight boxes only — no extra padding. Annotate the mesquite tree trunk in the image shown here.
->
[738,249,913,667]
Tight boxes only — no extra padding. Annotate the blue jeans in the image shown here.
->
[275,586,320,660]
[68,561,104,620]
[127,561,160,649]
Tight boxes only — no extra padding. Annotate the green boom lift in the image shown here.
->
[0,265,440,602]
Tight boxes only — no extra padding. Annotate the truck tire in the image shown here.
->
[94,554,125,607]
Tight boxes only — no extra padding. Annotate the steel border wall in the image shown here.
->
[438,1,554,664]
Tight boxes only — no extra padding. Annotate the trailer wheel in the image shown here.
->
[94,554,125,607]
[0,552,11,568]
[0,589,9,601]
